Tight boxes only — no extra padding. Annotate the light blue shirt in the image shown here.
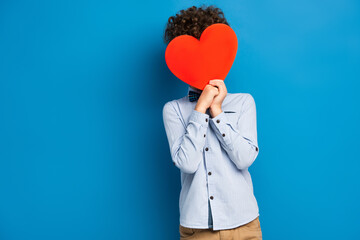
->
[162,85,260,231]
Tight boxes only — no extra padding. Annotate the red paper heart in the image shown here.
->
[165,23,238,90]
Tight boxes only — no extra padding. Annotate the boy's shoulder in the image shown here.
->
[225,92,254,101]
[162,96,186,115]
[225,92,256,105]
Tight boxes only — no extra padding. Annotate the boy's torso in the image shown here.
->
[166,90,260,231]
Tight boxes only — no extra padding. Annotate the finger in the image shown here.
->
[215,80,226,94]
[206,83,218,90]
[209,84,220,94]
[206,84,218,96]
[209,79,223,83]
[209,80,220,87]
[209,79,224,87]
[210,81,224,94]
[210,84,220,93]
[208,83,219,90]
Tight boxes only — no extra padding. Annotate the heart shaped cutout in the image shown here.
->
[165,23,238,90]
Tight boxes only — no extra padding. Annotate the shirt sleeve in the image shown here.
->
[209,94,259,170]
[162,101,209,174]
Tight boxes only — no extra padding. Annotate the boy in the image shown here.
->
[162,5,262,240]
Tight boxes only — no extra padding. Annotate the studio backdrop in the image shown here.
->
[0,0,359,239]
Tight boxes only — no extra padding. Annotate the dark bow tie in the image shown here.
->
[188,90,202,102]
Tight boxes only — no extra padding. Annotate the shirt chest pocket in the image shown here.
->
[224,110,239,126]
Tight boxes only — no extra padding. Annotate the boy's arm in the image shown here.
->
[162,101,209,174]
[209,94,259,170]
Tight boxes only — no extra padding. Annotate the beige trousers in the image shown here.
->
[179,216,262,240]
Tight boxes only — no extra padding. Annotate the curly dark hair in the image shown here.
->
[163,4,230,45]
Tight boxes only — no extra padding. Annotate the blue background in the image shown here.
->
[0,0,359,239]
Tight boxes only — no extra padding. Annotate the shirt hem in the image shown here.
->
[180,212,260,231]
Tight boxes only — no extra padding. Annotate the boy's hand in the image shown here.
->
[208,79,227,118]
[195,84,219,114]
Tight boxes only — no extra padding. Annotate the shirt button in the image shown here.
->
[173,162,176,165]
[210,196,214,200]
[216,119,220,123]
[205,118,208,122]
[205,147,209,151]
[256,146,259,151]
[222,133,225,137]
[208,171,212,175]
[204,133,206,137]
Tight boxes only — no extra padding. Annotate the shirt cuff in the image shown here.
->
[188,109,210,128]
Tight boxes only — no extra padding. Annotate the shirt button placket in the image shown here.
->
[204,145,214,210]
[204,113,214,219]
